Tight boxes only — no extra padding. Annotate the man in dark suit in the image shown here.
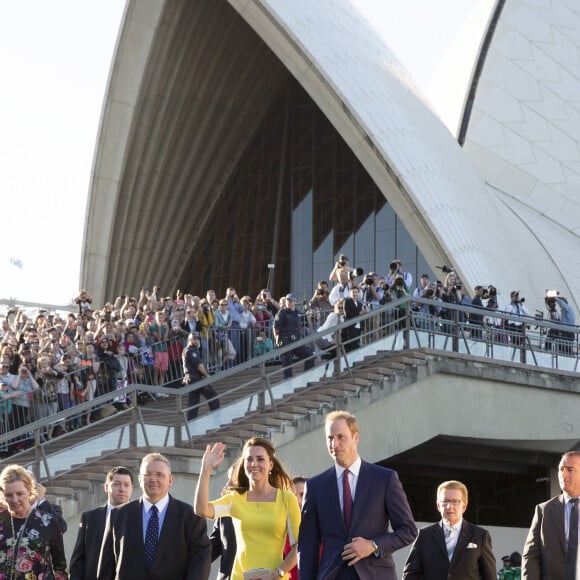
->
[402,480,496,579]
[70,466,134,579]
[97,452,211,580]
[298,410,417,580]
[522,450,580,579]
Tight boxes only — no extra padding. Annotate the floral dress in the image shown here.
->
[0,508,68,579]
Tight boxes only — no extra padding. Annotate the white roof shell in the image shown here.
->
[230,0,579,313]
[82,0,580,314]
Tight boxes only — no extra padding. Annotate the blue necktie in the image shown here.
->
[569,498,578,580]
[145,505,159,570]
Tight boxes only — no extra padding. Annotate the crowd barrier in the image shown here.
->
[1,296,579,477]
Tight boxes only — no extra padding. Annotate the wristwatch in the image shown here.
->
[275,568,285,577]
[371,540,380,557]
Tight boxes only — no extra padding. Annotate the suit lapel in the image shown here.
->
[320,467,342,526]
[547,495,567,554]
[432,523,448,560]
[96,506,107,538]
[349,461,368,532]
[452,520,471,560]
[135,499,146,551]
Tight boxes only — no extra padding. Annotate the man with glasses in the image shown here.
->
[98,452,210,580]
[403,480,496,579]
[70,466,134,579]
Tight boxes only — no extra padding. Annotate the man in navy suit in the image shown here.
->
[298,410,417,579]
[402,480,496,579]
[522,450,580,579]
[70,466,134,579]
[97,452,210,580]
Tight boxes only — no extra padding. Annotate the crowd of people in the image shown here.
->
[0,287,284,439]
[0,256,576,443]
[312,255,578,353]
[7,410,573,579]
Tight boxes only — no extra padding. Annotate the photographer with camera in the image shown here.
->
[411,282,442,330]
[329,269,352,306]
[385,259,413,290]
[308,281,332,330]
[360,272,384,310]
[544,291,576,354]
[438,272,471,325]
[74,289,93,316]
[470,286,485,339]
[412,274,430,299]
[329,253,351,283]
[360,272,384,342]
[504,290,529,347]
[258,288,280,317]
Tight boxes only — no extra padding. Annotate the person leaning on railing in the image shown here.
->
[10,364,40,430]
[239,297,257,364]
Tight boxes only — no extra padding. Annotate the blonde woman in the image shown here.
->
[0,465,68,579]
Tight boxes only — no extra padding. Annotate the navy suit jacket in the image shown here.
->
[298,460,417,580]
[97,495,210,580]
[402,520,496,580]
[522,494,569,580]
[70,505,108,580]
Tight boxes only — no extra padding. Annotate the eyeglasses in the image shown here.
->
[140,472,170,480]
[439,499,462,506]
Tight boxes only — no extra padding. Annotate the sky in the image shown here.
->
[0,0,483,308]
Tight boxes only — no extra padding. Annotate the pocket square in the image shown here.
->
[466,543,478,549]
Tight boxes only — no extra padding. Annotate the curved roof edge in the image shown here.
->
[80,0,166,303]
[230,0,568,312]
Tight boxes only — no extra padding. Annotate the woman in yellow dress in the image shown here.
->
[195,436,300,580]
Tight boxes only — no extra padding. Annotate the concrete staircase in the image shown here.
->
[47,349,429,508]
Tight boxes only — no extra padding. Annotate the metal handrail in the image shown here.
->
[2,296,578,480]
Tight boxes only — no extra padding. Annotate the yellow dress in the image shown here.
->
[211,489,301,580]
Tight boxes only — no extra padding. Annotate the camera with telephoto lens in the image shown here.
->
[349,267,364,281]
[364,276,374,286]
[481,285,497,300]
[545,289,559,311]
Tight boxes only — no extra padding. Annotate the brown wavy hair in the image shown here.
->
[230,437,293,493]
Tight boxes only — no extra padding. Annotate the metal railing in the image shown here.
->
[2,296,578,481]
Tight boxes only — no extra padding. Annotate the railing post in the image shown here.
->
[333,330,342,376]
[403,307,410,349]
[452,309,459,352]
[129,389,138,448]
[173,389,184,447]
